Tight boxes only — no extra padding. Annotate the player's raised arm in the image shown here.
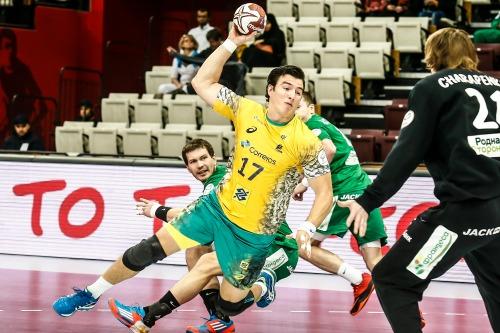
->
[191,26,255,106]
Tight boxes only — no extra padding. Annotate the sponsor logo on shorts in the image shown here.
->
[402,231,412,242]
[263,248,288,271]
[339,193,361,200]
[406,225,457,279]
[463,227,500,236]
[246,126,257,133]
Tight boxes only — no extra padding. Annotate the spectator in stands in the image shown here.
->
[158,34,199,95]
[77,99,96,123]
[363,0,389,17]
[241,13,286,68]
[2,113,44,151]
[0,28,45,150]
[417,0,456,27]
[188,8,213,52]
[386,0,409,17]
[473,13,500,43]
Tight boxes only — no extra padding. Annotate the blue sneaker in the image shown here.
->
[52,287,99,317]
[185,315,235,333]
[256,269,276,308]
[108,298,149,333]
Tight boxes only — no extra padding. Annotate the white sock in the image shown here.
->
[337,262,363,285]
[253,280,268,299]
[86,277,114,299]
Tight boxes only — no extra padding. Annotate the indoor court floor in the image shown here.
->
[0,254,493,333]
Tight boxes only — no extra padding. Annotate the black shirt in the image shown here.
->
[2,131,45,151]
[358,69,500,212]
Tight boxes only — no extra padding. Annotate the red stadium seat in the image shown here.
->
[348,134,376,163]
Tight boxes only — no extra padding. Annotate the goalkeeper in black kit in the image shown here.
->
[339,28,500,333]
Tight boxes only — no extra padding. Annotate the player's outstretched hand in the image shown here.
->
[136,198,158,218]
[337,200,368,237]
[228,24,257,46]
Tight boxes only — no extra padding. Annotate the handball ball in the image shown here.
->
[232,3,267,35]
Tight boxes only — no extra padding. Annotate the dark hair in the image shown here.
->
[265,65,305,101]
[0,28,17,54]
[79,99,93,109]
[206,28,223,42]
[263,13,279,34]
[181,139,215,164]
[197,8,209,16]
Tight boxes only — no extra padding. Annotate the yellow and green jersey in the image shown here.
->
[212,87,330,234]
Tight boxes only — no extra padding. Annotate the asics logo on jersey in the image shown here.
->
[234,188,249,201]
[246,126,257,133]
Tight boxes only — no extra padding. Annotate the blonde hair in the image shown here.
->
[424,28,478,72]
[178,34,198,51]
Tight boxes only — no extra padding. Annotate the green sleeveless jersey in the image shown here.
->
[305,114,371,195]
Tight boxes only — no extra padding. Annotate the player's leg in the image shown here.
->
[307,197,374,315]
[372,200,495,333]
[185,245,221,318]
[357,207,386,271]
[53,196,213,317]
[254,233,299,307]
[109,251,225,332]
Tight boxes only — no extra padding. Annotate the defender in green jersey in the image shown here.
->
[136,139,299,331]
[293,92,387,316]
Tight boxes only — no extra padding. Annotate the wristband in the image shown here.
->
[152,205,172,221]
[297,221,316,237]
[301,177,309,187]
[222,39,237,53]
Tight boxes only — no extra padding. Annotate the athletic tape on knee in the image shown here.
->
[122,234,167,271]
[215,291,255,317]
[359,240,381,249]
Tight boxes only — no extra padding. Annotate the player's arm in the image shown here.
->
[136,198,182,222]
[295,147,333,257]
[191,26,255,107]
[355,82,440,212]
[321,138,336,163]
[339,82,441,236]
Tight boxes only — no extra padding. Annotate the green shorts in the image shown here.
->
[263,232,298,282]
[167,191,274,289]
[314,191,387,247]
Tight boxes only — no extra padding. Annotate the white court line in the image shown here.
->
[328,310,349,313]
[97,309,111,312]
[251,309,272,313]
[444,313,465,316]
[176,309,197,312]
[367,311,384,314]
[21,309,42,312]
[290,310,311,313]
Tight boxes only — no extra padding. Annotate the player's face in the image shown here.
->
[295,97,310,120]
[268,74,303,117]
[185,147,217,182]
